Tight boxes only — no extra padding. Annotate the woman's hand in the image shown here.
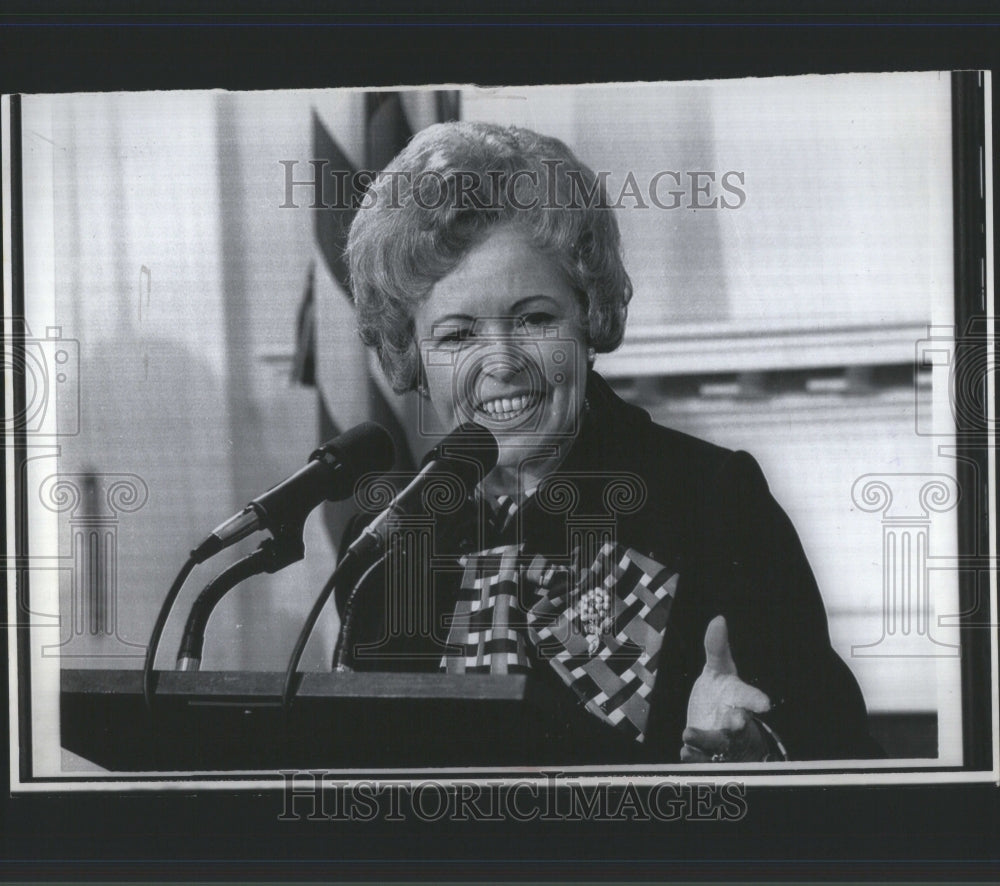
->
[681,615,773,762]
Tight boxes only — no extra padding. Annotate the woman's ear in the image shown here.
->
[414,356,432,400]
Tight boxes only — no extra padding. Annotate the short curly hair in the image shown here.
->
[346,121,633,393]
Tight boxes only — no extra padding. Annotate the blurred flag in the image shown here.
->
[292,90,460,551]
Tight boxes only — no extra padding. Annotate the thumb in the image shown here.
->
[703,615,738,676]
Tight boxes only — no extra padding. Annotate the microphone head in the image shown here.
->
[344,423,498,564]
[423,422,499,479]
[315,422,395,496]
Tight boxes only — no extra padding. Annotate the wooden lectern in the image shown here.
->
[60,668,629,771]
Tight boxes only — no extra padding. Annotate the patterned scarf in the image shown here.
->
[440,494,679,743]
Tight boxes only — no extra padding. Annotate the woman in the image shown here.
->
[341,121,880,763]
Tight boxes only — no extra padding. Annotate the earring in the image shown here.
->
[587,346,596,364]
[416,383,429,399]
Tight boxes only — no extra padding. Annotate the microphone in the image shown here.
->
[191,421,395,564]
[344,422,499,565]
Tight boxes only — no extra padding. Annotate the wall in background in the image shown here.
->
[46,91,336,672]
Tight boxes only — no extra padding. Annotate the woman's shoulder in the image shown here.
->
[588,370,754,485]
[637,420,773,522]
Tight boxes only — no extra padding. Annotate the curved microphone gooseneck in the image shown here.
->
[280,423,499,715]
[143,422,395,720]
[143,555,198,717]
[280,546,376,713]
[175,531,304,671]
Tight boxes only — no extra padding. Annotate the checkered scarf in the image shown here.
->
[440,495,679,743]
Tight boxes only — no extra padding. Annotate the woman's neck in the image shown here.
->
[479,439,574,503]
[478,371,596,503]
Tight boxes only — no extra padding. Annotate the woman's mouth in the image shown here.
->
[475,392,542,422]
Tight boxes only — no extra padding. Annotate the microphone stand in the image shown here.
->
[332,552,391,672]
[330,494,480,672]
[175,529,306,671]
[280,547,388,713]
[144,523,306,720]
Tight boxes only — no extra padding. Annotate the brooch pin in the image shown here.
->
[579,586,614,656]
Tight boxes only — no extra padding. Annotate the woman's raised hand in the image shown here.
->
[681,615,774,762]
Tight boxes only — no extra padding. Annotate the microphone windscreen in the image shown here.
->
[319,421,396,478]
[423,422,499,478]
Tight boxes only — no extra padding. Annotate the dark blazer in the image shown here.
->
[338,370,882,762]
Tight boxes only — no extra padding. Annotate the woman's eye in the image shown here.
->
[521,312,554,329]
[438,328,473,345]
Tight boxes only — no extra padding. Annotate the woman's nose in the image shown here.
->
[470,328,533,382]
[482,355,521,382]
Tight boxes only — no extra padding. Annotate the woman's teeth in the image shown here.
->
[477,394,539,420]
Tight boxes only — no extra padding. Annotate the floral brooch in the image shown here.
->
[578,586,614,656]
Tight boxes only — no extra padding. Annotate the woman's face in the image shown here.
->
[413,225,590,487]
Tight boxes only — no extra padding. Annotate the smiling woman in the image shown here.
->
[413,227,590,497]
[340,121,883,764]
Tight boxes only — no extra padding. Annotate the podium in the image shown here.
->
[61,668,629,771]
